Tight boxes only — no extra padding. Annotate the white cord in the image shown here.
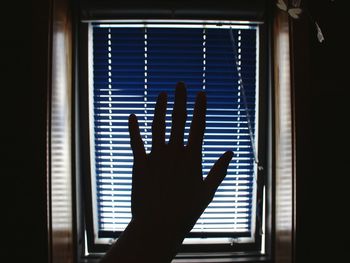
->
[228,27,262,170]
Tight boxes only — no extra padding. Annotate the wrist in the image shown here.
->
[101,219,185,263]
[127,218,185,260]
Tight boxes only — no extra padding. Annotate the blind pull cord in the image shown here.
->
[229,27,263,171]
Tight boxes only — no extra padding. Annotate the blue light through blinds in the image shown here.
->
[91,23,258,237]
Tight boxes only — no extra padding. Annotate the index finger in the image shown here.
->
[128,114,146,161]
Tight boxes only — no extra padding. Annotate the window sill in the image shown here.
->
[78,253,270,263]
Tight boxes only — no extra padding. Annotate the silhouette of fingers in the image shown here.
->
[188,91,206,153]
[204,151,233,201]
[152,92,167,151]
[128,113,146,161]
[169,82,187,147]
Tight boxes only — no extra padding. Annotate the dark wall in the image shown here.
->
[9,0,51,262]
[294,1,348,262]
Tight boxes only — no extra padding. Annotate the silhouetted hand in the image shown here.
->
[100,82,233,263]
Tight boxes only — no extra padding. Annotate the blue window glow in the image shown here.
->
[90,22,259,239]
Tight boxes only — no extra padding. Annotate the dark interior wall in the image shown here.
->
[294,1,348,262]
[4,0,50,262]
[26,1,348,263]
[26,0,51,262]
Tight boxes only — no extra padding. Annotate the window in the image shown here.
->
[40,0,301,262]
[80,20,267,258]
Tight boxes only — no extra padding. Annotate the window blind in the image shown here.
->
[91,23,258,238]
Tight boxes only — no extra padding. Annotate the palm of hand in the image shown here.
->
[132,145,205,237]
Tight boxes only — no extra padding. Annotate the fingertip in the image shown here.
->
[156,92,168,109]
[197,90,206,98]
[175,82,187,98]
[226,150,234,160]
[129,113,136,121]
[128,113,146,158]
[204,151,233,202]
[222,151,234,168]
[158,91,167,99]
[159,92,168,106]
[128,113,138,127]
[176,81,186,89]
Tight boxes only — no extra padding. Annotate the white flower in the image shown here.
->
[276,0,303,19]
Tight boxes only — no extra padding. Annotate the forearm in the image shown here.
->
[100,219,184,263]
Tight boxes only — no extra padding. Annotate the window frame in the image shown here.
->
[76,18,270,260]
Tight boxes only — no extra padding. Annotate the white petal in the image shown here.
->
[276,0,288,11]
[315,22,325,43]
[288,8,302,19]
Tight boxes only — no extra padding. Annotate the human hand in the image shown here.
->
[101,82,233,263]
[129,82,233,249]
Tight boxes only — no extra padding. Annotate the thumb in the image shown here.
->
[204,151,233,201]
